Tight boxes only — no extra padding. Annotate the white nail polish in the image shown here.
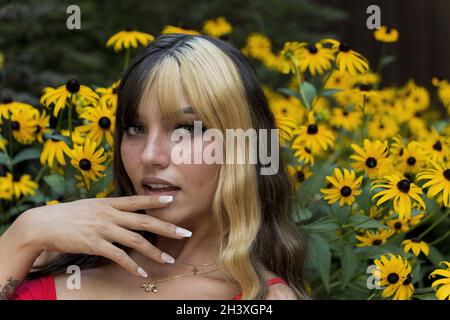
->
[175,227,192,237]
[161,252,175,264]
[159,195,173,203]
[137,267,148,278]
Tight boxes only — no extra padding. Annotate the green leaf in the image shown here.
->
[319,88,342,97]
[347,215,389,229]
[11,148,41,166]
[277,87,303,101]
[293,208,313,223]
[340,244,359,289]
[0,152,12,170]
[44,174,65,196]
[380,55,396,67]
[427,244,444,266]
[303,218,340,232]
[307,233,331,292]
[300,81,317,107]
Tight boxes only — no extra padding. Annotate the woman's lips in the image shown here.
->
[142,186,180,197]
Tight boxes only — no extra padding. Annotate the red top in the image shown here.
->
[11,275,287,300]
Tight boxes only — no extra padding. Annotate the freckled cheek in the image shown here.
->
[121,139,143,183]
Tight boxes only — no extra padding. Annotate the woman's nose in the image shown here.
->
[140,131,171,168]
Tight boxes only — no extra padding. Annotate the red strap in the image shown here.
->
[230,277,287,300]
[10,275,56,300]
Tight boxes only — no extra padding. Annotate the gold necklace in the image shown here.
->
[140,260,218,293]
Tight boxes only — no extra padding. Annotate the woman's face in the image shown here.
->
[120,86,220,228]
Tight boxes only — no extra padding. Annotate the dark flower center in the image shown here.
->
[433,141,442,151]
[397,179,411,193]
[444,169,450,181]
[399,148,404,156]
[407,157,416,165]
[307,124,318,134]
[410,238,420,243]
[66,79,80,93]
[125,25,134,31]
[304,147,311,154]
[339,42,350,52]
[343,111,348,116]
[296,171,305,182]
[365,157,377,168]
[372,239,382,246]
[394,222,402,230]
[281,108,287,115]
[35,125,41,133]
[112,87,118,94]
[387,273,400,284]
[308,44,318,54]
[403,274,412,285]
[11,121,20,130]
[379,124,385,129]
[79,159,92,171]
[340,186,352,197]
[358,84,372,91]
[2,95,13,104]
[98,117,111,129]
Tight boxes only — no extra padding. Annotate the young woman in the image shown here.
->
[0,34,308,300]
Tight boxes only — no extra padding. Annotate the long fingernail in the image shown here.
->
[159,195,173,203]
[161,252,175,263]
[137,267,148,278]
[176,227,192,237]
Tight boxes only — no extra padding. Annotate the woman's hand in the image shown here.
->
[19,195,191,278]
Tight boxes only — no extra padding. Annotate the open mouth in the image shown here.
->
[143,184,181,192]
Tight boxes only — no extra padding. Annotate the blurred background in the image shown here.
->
[0,0,449,107]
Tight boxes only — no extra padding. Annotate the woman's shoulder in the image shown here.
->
[10,275,56,300]
[262,270,297,300]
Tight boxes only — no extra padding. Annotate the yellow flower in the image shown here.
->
[277,41,304,74]
[350,139,392,179]
[320,168,363,206]
[9,106,38,145]
[292,142,315,166]
[374,26,399,43]
[273,113,297,146]
[430,261,450,300]
[76,102,116,147]
[96,80,120,112]
[373,254,413,300]
[416,159,450,207]
[69,138,107,190]
[0,173,13,200]
[287,165,313,191]
[371,174,426,220]
[12,174,38,198]
[161,25,200,36]
[356,229,394,247]
[202,17,232,38]
[106,29,154,53]
[40,79,99,117]
[40,134,72,168]
[401,239,429,256]
[321,39,369,75]
[293,111,335,153]
[297,42,335,76]
[242,33,272,60]
[329,107,361,131]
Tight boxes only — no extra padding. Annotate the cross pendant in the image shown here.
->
[141,281,158,293]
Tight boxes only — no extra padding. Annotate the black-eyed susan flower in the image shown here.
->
[292,142,315,166]
[106,28,154,53]
[430,261,450,300]
[432,77,450,108]
[40,79,99,117]
[12,174,38,198]
[161,25,200,36]
[321,39,369,75]
[329,107,361,131]
[402,238,429,256]
[69,138,107,190]
[350,139,392,179]
[0,173,13,200]
[9,107,38,145]
[371,174,426,220]
[320,168,363,206]
[367,115,399,141]
[402,80,430,112]
[373,254,412,300]
[40,133,72,168]
[293,111,335,153]
[396,141,427,174]
[277,41,304,74]
[374,26,399,43]
[297,42,334,76]
[33,110,51,144]
[418,129,449,163]
[76,102,116,147]
[356,229,393,246]
[202,17,232,38]
[416,160,450,207]
[242,33,272,61]
[96,80,119,112]
[269,95,304,124]
[287,165,313,190]
[324,70,352,89]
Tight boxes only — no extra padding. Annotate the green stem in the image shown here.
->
[68,97,73,147]
[289,54,310,110]
[34,164,48,183]
[56,108,64,131]
[375,43,387,87]
[429,230,450,246]
[360,95,367,143]
[418,209,450,240]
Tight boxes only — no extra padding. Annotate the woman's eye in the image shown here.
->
[126,125,145,136]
